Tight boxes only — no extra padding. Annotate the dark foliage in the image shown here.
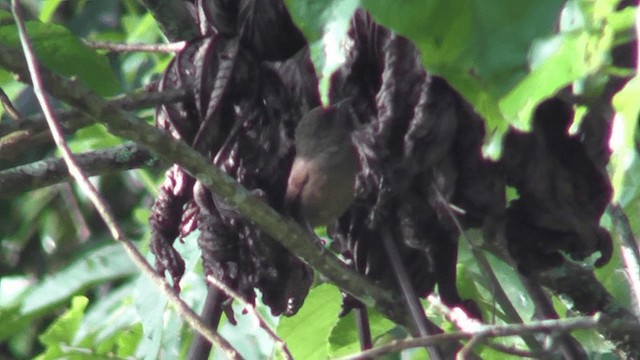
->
[327,11,496,318]
[149,1,612,322]
[502,98,613,273]
[150,0,313,316]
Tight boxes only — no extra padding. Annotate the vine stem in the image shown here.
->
[10,1,242,359]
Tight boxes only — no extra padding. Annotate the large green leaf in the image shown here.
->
[21,244,137,315]
[286,1,632,157]
[0,17,120,96]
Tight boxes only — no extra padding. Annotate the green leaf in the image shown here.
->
[21,244,137,315]
[284,0,359,104]
[116,323,144,357]
[134,231,206,359]
[75,281,141,345]
[328,307,395,357]
[361,0,565,154]
[611,76,640,203]
[92,323,143,357]
[36,296,89,360]
[362,0,475,71]
[0,276,33,342]
[67,124,124,153]
[39,0,65,23]
[0,20,119,96]
[277,283,342,359]
[133,272,167,360]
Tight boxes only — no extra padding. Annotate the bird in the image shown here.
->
[285,102,360,228]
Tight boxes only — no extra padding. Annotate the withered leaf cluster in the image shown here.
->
[149,0,612,318]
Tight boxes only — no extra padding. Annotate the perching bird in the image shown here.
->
[285,102,359,227]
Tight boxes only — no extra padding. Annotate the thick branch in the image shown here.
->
[0,88,187,161]
[0,143,155,197]
[83,40,186,53]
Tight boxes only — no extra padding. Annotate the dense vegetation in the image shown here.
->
[0,1,639,359]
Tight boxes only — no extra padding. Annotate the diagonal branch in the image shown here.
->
[0,38,411,331]
[0,88,187,161]
[337,314,640,360]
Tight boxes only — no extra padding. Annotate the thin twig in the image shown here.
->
[0,87,21,121]
[456,335,484,360]
[380,225,444,360]
[430,183,543,352]
[59,183,91,242]
[0,87,187,136]
[206,276,293,360]
[11,2,241,359]
[427,295,541,358]
[518,275,587,358]
[84,40,186,53]
[12,0,116,239]
[337,314,637,360]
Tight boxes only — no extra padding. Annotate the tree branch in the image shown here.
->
[83,40,186,53]
[336,314,640,360]
[0,143,155,197]
[534,262,640,357]
[0,88,188,161]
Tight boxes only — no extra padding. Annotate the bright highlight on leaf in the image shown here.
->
[611,76,640,203]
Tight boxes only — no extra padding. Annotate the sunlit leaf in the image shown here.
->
[36,296,88,360]
[277,283,341,359]
[611,76,640,203]
[21,244,137,315]
[38,0,65,23]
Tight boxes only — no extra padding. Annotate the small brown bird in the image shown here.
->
[285,102,359,227]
